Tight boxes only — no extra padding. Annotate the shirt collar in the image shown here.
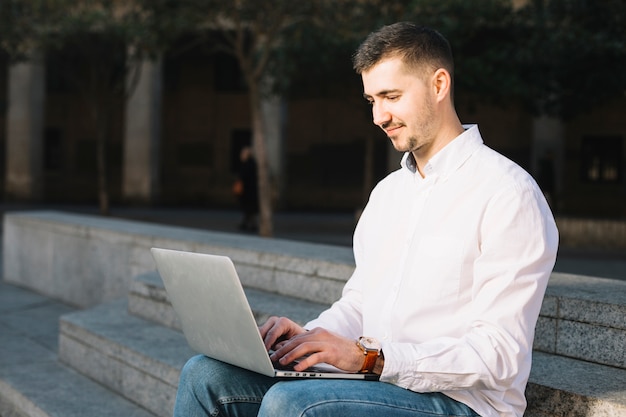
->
[400,124,483,179]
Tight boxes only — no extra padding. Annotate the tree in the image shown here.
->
[178,0,322,237]
[186,0,417,236]
[177,0,328,237]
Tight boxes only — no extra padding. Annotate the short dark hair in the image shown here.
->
[352,22,454,80]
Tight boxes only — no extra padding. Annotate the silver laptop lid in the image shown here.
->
[151,248,276,377]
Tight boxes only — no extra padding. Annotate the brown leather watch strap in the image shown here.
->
[360,349,378,373]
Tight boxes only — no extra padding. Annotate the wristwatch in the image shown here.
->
[357,336,382,373]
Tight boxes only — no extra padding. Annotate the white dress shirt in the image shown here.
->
[305,125,559,417]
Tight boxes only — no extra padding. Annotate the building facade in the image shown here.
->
[1,46,625,217]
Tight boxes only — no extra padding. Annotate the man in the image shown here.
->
[173,22,558,417]
[235,146,259,232]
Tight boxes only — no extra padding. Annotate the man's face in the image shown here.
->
[362,57,438,157]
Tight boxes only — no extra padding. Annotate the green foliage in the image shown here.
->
[1,0,624,119]
[404,0,523,103]
[269,0,413,98]
[516,0,626,118]
[0,0,190,62]
[172,0,317,86]
[0,0,57,60]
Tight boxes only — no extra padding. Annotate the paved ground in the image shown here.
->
[1,202,624,281]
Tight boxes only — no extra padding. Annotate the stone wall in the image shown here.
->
[2,211,353,308]
[557,216,626,250]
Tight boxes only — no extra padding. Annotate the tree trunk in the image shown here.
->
[249,83,273,237]
[91,96,110,216]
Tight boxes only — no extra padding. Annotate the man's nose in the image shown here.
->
[372,102,391,127]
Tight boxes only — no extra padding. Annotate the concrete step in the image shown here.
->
[0,282,156,417]
[58,298,626,417]
[59,282,327,417]
[128,271,329,330]
[526,352,626,417]
[129,270,626,371]
[58,300,191,417]
[0,327,157,417]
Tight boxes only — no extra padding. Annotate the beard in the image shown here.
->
[395,95,437,154]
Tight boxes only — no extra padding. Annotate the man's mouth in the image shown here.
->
[383,124,403,136]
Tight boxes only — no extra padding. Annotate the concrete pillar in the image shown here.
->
[5,55,45,200]
[122,57,163,203]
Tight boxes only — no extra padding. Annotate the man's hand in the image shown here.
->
[260,317,364,373]
[259,316,307,351]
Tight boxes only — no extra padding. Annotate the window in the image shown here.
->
[580,135,623,184]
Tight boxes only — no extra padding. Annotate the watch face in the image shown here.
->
[360,337,381,351]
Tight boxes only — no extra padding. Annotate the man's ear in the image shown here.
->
[432,68,452,102]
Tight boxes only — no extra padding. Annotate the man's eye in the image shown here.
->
[387,96,399,101]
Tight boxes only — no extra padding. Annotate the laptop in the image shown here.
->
[151,247,378,380]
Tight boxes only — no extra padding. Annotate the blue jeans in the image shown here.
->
[173,355,480,417]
